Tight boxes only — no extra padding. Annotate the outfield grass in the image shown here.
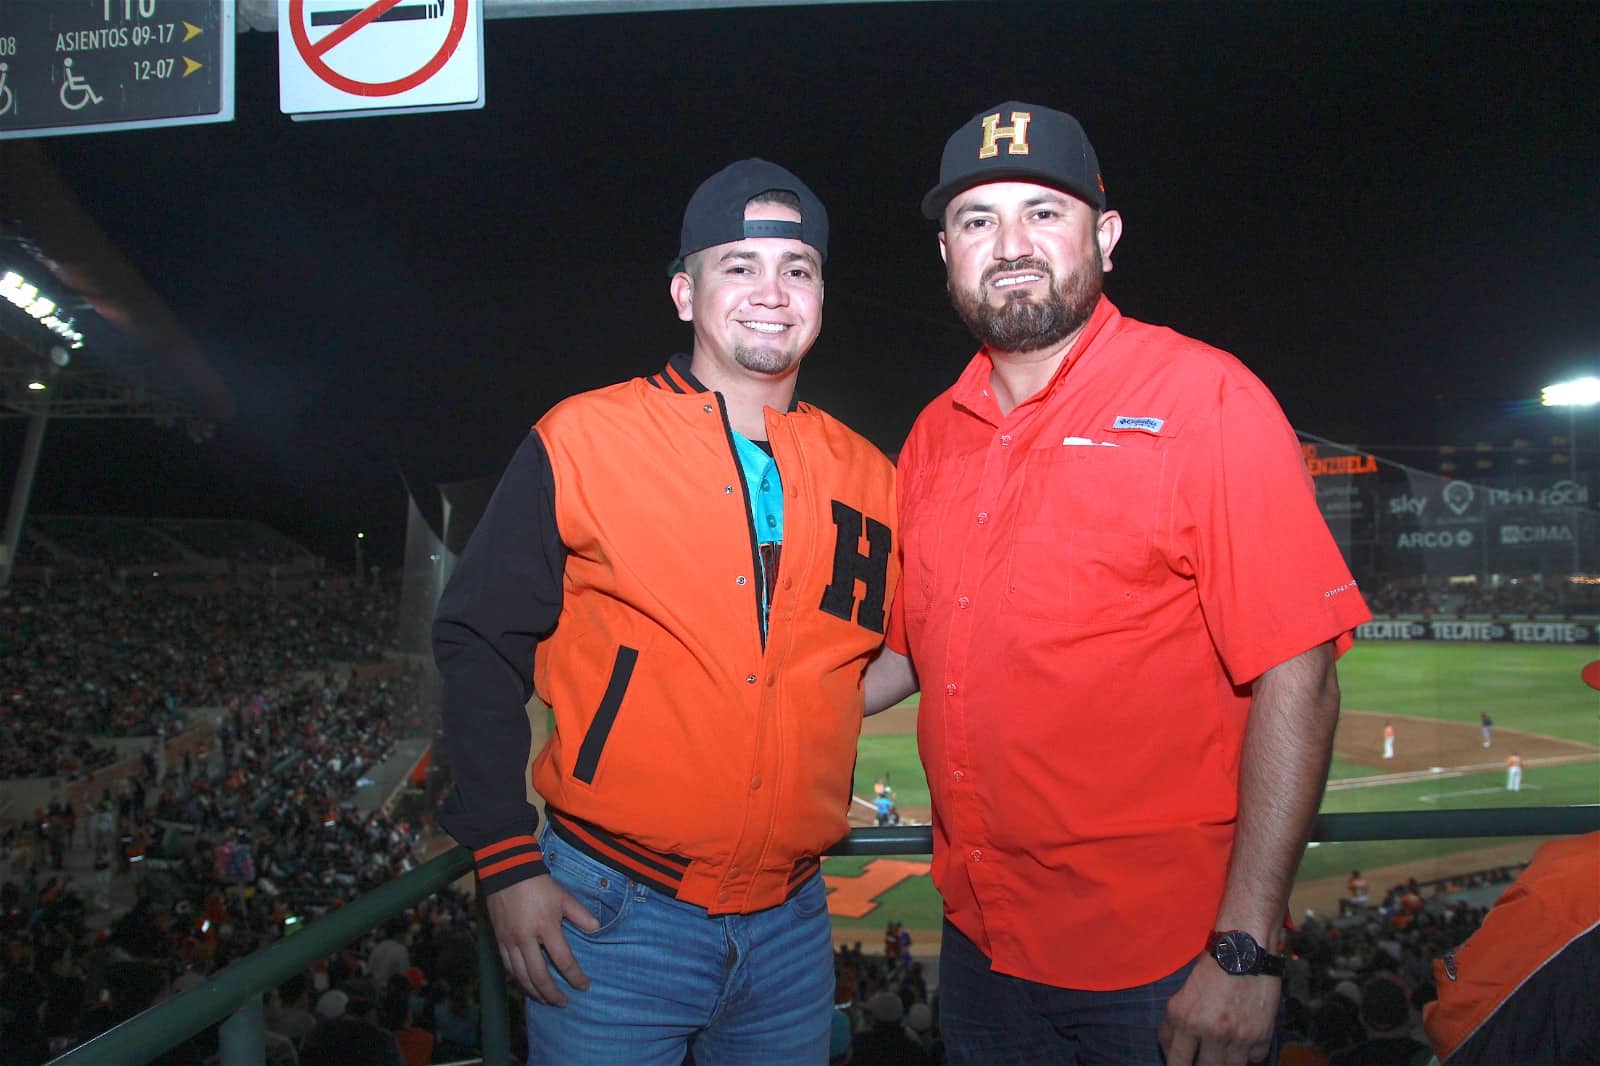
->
[1327,755,1387,781]
[1319,761,1600,814]
[1339,642,1600,745]
[1293,835,1566,884]
[824,853,946,938]
[853,734,929,812]
[829,643,1597,929]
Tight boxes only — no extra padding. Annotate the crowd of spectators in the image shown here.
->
[0,554,1558,1064]
[1361,577,1593,618]
[830,924,939,1064]
[0,869,502,1065]
[822,864,1518,1066]
[28,519,189,569]
[1269,870,1520,1066]
[0,578,398,776]
[152,522,313,568]
[0,663,453,1063]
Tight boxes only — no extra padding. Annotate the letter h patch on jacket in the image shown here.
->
[819,500,890,633]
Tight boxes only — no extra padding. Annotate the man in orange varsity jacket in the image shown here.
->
[433,158,898,1065]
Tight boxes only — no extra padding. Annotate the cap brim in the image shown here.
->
[921,167,1103,221]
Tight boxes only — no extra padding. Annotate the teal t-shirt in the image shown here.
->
[730,430,783,638]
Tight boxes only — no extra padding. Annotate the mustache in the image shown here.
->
[982,258,1054,286]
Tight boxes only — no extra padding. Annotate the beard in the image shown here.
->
[948,254,1103,354]
[734,344,797,375]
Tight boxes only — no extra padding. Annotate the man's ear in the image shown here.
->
[670,271,694,322]
[1096,210,1123,273]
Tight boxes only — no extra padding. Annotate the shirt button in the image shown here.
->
[718,891,730,903]
[957,596,970,609]
[999,434,1012,446]
[945,683,957,696]
[750,776,762,790]
[953,770,964,782]
[766,515,777,528]
[760,479,770,492]
[970,849,983,863]
[728,867,740,879]
[746,675,758,685]
[724,485,734,494]
[736,575,748,585]
[976,512,988,525]
[782,578,793,590]
[766,674,776,688]
[703,404,714,414]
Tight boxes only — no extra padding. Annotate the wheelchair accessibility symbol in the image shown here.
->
[0,64,14,117]
[59,58,103,111]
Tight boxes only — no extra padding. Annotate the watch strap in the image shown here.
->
[1208,929,1287,977]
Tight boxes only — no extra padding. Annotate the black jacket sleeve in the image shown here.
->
[433,430,565,894]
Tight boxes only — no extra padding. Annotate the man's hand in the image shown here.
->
[1158,961,1279,1066]
[483,874,600,1007]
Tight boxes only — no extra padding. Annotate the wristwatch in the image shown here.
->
[1207,929,1286,977]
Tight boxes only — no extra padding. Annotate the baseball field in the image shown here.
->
[824,641,1600,952]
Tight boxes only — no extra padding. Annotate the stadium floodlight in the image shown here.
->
[1540,377,1599,576]
[26,380,45,391]
[1540,377,1600,408]
[0,270,85,349]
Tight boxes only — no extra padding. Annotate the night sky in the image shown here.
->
[9,0,1598,565]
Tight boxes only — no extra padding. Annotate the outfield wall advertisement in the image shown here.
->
[1357,619,1600,643]
[1302,438,1598,581]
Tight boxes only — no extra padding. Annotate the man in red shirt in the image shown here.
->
[865,101,1370,1065]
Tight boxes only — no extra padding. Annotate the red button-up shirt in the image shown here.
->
[887,297,1369,989]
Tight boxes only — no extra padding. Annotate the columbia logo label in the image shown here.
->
[1111,415,1164,434]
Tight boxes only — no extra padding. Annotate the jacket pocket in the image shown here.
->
[572,645,639,784]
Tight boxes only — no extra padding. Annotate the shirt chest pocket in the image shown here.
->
[1005,446,1164,623]
[902,454,971,615]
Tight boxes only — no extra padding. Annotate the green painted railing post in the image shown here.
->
[217,992,264,1066]
[476,893,513,1065]
[48,847,474,1066]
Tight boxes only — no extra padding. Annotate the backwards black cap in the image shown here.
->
[677,158,828,264]
[922,101,1106,220]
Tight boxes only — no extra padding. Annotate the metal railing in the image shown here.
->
[50,806,1600,1066]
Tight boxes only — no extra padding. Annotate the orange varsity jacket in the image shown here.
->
[435,356,898,915]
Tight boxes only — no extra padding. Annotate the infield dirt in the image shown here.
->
[851,705,1596,920]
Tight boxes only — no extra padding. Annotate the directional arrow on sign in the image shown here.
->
[184,21,203,42]
[183,57,204,77]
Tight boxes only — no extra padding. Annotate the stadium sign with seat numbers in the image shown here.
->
[0,0,233,140]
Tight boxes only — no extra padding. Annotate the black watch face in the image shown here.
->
[1214,932,1260,975]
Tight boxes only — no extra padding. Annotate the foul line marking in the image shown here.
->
[1419,784,1543,803]
[1326,752,1599,791]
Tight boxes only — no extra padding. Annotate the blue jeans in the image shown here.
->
[525,824,833,1066]
[939,917,1205,1065]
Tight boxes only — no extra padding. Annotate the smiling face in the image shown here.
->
[671,200,823,389]
[940,180,1120,357]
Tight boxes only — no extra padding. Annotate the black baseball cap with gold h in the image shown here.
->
[921,101,1106,220]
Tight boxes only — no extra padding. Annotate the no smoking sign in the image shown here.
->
[280,0,483,118]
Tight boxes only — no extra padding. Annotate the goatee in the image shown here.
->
[734,345,796,375]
